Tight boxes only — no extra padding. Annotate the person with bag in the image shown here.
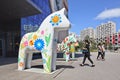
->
[97,43,103,60]
[101,43,106,60]
[80,40,95,67]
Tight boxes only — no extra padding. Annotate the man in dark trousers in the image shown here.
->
[80,40,95,67]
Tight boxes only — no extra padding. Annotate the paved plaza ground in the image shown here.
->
[0,51,120,80]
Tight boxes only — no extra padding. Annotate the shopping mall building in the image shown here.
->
[0,0,68,57]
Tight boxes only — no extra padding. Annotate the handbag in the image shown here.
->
[82,49,88,54]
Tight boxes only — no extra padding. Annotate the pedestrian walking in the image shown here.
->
[97,43,103,60]
[80,40,95,67]
[101,43,106,60]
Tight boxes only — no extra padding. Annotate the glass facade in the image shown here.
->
[21,0,51,37]
[0,32,20,57]
[0,39,2,56]
[0,0,51,57]
[1,0,68,57]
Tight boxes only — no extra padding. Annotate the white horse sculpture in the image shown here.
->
[57,34,78,62]
[18,8,70,73]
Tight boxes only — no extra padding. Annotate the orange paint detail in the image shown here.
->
[52,16,59,23]
[66,52,69,55]
[33,34,38,40]
[66,38,68,41]
[19,62,24,67]
[64,40,66,43]
[21,43,25,49]
[29,40,34,46]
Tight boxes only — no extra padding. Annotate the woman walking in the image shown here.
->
[80,40,95,67]
[97,43,103,60]
[101,43,105,60]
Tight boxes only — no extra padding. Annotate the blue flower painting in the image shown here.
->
[34,39,45,51]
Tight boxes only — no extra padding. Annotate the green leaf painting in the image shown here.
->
[44,52,47,58]
[46,56,51,72]
[45,34,51,46]
[69,37,73,42]
[28,33,33,40]
[18,57,21,63]
[42,49,48,53]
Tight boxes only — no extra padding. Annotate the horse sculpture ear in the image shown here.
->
[60,8,66,14]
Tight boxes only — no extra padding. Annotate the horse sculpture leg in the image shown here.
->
[18,49,26,70]
[26,51,33,69]
[51,46,57,71]
[51,32,59,71]
[41,51,52,73]
[18,33,31,70]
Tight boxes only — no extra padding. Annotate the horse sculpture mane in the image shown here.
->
[18,8,70,73]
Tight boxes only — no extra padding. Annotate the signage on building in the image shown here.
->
[23,24,39,33]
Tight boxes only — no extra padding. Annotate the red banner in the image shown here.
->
[118,33,120,43]
[112,34,115,44]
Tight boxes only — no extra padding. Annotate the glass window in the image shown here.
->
[21,0,51,37]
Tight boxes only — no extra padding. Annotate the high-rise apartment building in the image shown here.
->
[106,32,120,47]
[114,32,120,47]
[96,21,116,43]
[80,27,95,41]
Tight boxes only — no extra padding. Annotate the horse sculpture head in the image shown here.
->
[41,8,71,32]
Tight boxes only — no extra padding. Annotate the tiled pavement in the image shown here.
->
[0,52,120,80]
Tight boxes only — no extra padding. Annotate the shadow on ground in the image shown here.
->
[31,64,74,70]
[32,65,43,68]
[56,65,75,69]
[0,52,83,66]
[57,52,84,58]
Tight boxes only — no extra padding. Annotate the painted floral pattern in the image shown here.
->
[34,39,45,51]
[19,62,24,67]
[18,8,68,73]
[58,34,77,55]
[18,32,52,73]
[29,39,34,46]
[49,14,62,26]
[33,34,38,40]
[41,30,44,35]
